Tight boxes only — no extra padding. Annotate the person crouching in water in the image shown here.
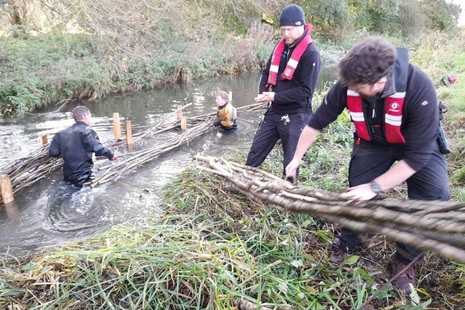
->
[213,90,237,131]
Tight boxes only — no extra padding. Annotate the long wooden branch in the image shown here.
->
[195,155,465,263]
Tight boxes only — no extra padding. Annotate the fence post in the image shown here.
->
[40,135,48,146]
[177,105,183,120]
[126,121,133,150]
[113,113,121,140]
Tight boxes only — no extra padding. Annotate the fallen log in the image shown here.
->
[195,155,465,263]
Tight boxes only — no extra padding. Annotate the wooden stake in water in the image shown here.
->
[40,135,48,146]
[0,175,19,219]
[113,112,121,140]
[181,117,187,131]
[126,121,133,151]
[0,174,14,204]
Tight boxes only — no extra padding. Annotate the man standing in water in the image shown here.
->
[246,4,321,182]
[49,105,116,187]
[285,37,450,294]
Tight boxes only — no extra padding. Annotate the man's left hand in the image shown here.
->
[340,183,377,201]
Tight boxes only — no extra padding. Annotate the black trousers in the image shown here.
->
[340,139,450,263]
[246,109,309,178]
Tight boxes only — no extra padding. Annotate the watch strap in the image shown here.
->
[370,181,382,194]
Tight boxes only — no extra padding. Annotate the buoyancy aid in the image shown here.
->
[266,24,313,88]
[217,103,237,130]
[346,47,409,144]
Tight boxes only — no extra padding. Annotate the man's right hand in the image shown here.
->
[285,158,300,182]
[111,155,117,161]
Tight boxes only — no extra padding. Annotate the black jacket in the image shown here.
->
[308,57,440,172]
[49,121,114,186]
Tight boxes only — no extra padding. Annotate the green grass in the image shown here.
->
[2,162,463,309]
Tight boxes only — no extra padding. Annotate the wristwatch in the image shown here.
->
[370,181,382,195]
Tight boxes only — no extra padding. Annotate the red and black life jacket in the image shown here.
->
[266,24,313,88]
[346,47,409,144]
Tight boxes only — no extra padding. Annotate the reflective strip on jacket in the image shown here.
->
[347,90,406,144]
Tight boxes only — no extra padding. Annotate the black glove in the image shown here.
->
[213,121,221,127]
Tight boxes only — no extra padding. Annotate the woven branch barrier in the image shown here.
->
[91,102,267,186]
[0,146,63,196]
[0,102,267,202]
[195,155,465,263]
[91,119,213,186]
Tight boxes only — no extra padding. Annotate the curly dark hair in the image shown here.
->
[338,37,397,87]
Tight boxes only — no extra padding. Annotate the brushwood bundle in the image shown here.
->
[195,155,465,263]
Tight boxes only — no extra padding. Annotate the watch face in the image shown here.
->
[370,182,381,194]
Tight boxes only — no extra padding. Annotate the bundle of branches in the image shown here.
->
[195,155,465,263]
[92,101,266,185]
[0,145,62,197]
[92,119,213,186]
[132,101,266,140]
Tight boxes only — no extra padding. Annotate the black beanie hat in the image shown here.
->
[279,4,305,27]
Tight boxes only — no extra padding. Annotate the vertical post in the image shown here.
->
[126,120,133,148]
[0,174,14,205]
[177,105,183,120]
[0,175,19,219]
[180,117,187,131]
[40,135,48,146]
[113,113,121,140]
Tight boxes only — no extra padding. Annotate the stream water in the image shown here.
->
[0,70,336,258]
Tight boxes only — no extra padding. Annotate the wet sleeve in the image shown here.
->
[49,134,61,157]
[82,129,114,159]
[258,56,272,93]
